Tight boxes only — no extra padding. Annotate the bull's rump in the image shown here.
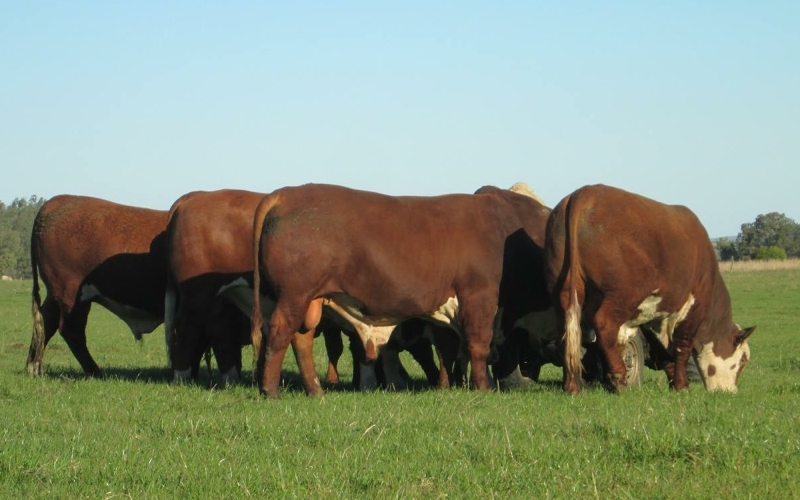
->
[168,189,265,281]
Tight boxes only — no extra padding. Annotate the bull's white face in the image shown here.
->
[695,339,750,392]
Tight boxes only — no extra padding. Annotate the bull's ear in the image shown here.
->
[735,326,756,346]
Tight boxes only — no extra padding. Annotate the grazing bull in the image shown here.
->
[544,184,754,394]
[166,189,436,393]
[27,195,168,376]
[251,183,551,398]
[165,189,320,393]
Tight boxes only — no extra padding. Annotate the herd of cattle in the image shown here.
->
[24,182,755,397]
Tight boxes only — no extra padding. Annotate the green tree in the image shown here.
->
[736,212,800,259]
[0,195,47,279]
[756,245,787,260]
[716,237,740,261]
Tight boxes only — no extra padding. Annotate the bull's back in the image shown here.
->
[33,195,168,310]
[259,184,513,310]
[168,189,264,280]
[551,184,718,305]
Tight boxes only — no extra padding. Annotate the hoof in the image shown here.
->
[26,362,43,377]
[260,386,281,399]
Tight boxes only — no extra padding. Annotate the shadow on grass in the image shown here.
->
[35,365,570,396]
[35,365,442,395]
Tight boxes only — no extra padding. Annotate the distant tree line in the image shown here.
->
[717,212,800,261]
[0,196,47,279]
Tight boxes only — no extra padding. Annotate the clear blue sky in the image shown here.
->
[1,2,797,238]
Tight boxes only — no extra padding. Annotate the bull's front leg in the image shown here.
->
[670,345,692,391]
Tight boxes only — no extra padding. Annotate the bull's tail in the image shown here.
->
[163,205,182,369]
[164,276,178,369]
[28,225,45,374]
[251,192,281,370]
[563,291,583,380]
[562,196,584,382]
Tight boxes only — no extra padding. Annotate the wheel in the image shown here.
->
[686,355,703,383]
[623,332,645,387]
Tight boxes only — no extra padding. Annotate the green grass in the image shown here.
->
[1,271,800,499]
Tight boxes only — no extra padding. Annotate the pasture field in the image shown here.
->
[1,270,799,499]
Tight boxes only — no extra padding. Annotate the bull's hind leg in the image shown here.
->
[291,329,323,397]
[26,295,60,376]
[59,302,102,376]
[261,299,322,399]
[260,306,293,398]
[171,294,212,383]
[592,307,632,393]
[206,299,247,387]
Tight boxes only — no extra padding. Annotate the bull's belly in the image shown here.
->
[324,293,461,353]
[79,284,162,338]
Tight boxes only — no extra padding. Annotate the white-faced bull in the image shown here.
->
[544,184,754,394]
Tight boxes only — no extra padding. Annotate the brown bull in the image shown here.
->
[165,189,320,393]
[544,184,754,394]
[27,195,168,376]
[251,183,551,398]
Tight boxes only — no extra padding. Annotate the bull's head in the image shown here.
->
[696,325,755,392]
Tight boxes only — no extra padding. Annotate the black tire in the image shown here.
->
[623,332,645,387]
[687,355,703,383]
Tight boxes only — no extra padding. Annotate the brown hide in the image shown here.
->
[27,195,168,376]
[167,189,443,395]
[544,184,753,393]
[251,183,550,398]
[165,190,269,386]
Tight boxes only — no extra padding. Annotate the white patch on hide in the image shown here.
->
[429,296,459,327]
[323,297,397,354]
[656,295,696,346]
[695,339,749,392]
[324,294,461,354]
[617,293,696,346]
[80,283,162,339]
